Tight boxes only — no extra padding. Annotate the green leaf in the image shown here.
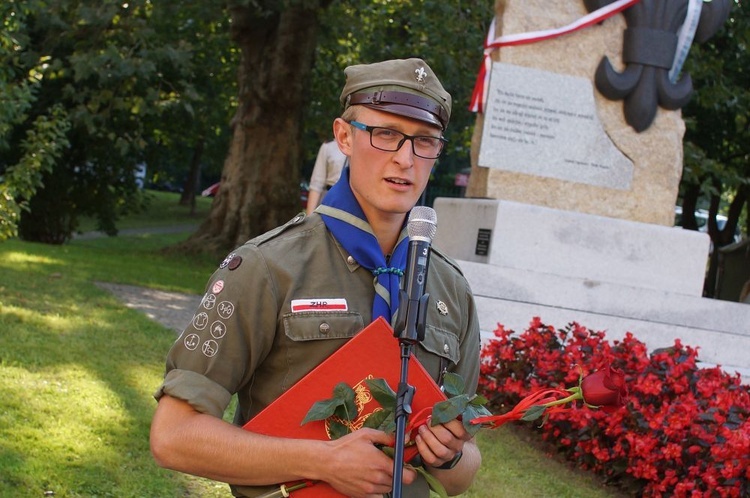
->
[364,377,397,408]
[461,403,492,437]
[415,466,448,498]
[328,419,350,440]
[301,398,345,425]
[332,382,358,421]
[431,395,470,426]
[379,410,397,435]
[441,372,465,397]
[469,393,489,406]
[301,382,357,425]
[520,404,546,422]
[362,408,391,431]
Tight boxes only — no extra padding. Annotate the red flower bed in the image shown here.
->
[478,317,750,497]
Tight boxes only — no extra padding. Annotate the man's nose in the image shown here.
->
[393,137,415,167]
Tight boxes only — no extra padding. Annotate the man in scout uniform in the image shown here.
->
[151,58,482,497]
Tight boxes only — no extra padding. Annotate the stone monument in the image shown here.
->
[433,0,750,381]
[467,2,683,226]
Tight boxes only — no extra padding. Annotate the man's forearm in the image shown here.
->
[150,395,325,486]
[427,439,481,496]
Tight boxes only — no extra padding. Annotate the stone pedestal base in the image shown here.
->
[433,198,709,296]
[433,198,749,383]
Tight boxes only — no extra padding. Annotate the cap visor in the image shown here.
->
[363,103,443,130]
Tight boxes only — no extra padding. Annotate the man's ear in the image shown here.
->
[333,117,353,156]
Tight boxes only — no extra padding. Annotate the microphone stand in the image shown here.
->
[390,206,436,498]
[390,290,429,498]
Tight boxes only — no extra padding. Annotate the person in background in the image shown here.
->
[150,58,482,498]
[740,279,750,304]
[305,138,348,215]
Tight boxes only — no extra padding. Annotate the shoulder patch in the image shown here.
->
[251,212,307,246]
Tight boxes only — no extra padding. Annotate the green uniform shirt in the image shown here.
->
[155,212,481,497]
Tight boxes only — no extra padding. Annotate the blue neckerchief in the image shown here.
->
[317,167,408,322]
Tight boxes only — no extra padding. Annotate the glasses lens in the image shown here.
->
[369,127,442,159]
[413,136,443,158]
[370,128,404,151]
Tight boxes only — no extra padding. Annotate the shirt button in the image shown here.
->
[347,256,356,265]
[319,322,331,335]
[443,344,450,354]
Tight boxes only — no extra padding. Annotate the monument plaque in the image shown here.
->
[475,228,492,256]
[479,63,633,190]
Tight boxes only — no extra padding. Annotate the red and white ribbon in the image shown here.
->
[469,0,642,113]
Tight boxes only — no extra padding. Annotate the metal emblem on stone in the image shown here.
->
[584,0,731,132]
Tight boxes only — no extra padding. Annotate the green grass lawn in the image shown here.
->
[0,192,624,497]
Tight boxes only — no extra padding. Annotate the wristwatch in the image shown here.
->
[434,450,463,470]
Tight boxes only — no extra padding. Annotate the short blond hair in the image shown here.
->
[341,105,360,122]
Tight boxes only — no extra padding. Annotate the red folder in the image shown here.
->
[242,317,447,497]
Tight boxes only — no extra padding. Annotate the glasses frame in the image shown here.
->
[348,120,447,159]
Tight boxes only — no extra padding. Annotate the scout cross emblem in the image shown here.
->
[414,67,427,83]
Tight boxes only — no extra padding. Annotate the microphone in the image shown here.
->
[394,206,437,343]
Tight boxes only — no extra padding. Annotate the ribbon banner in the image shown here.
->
[669,0,703,83]
[469,0,643,113]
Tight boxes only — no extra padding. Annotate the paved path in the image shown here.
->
[95,282,202,333]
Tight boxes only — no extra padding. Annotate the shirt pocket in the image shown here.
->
[283,312,364,341]
[415,325,460,382]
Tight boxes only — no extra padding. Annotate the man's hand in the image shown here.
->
[413,418,470,469]
[322,428,417,498]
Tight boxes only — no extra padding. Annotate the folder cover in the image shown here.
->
[242,317,447,497]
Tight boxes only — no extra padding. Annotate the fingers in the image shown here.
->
[414,419,466,466]
[355,427,396,449]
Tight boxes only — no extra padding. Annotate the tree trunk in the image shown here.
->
[180,136,205,214]
[703,183,747,298]
[680,184,700,231]
[177,3,324,256]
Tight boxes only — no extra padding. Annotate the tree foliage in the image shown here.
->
[1,1,231,243]
[681,0,749,296]
[1,2,70,241]
[682,0,749,245]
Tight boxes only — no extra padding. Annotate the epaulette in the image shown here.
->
[250,212,308,246]
[430,246,466,276]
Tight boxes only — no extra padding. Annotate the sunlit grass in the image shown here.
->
[0,251,64,267]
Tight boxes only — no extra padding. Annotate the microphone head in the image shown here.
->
[407,206,437,242]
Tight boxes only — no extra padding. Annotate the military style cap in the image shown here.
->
[340,58,452,130]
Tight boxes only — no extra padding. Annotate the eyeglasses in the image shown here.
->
[348,120,447,159]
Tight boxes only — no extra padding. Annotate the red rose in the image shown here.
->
[581,365,627,412]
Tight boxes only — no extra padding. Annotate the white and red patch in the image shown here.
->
[291,298,348,313]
